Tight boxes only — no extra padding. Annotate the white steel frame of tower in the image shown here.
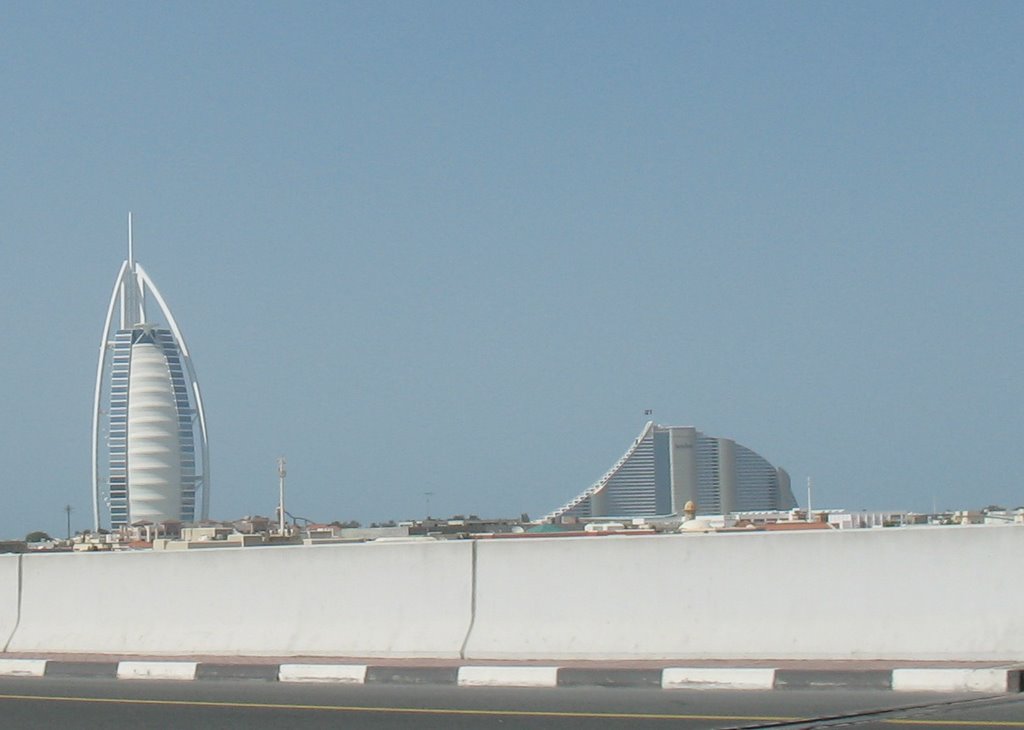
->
[91,215,210,531]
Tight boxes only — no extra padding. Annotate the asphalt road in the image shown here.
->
[0,676,1020,729]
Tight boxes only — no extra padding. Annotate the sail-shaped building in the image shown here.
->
[91,216,210,531]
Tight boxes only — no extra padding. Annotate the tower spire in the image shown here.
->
[121,212,144,327]
[128,211,134,268]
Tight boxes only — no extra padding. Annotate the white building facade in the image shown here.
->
[91,216,209,530]
[544,422,795,522]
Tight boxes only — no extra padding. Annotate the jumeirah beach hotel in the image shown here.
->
[543,422,796,522]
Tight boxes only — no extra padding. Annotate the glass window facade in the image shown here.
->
[105,326,199,528]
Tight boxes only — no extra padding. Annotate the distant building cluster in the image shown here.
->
[6,507,1020,555]
[12,514,532,552]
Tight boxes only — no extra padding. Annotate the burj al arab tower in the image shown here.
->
[91,215,210,531]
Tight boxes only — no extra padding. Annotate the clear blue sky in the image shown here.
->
[1,1,1021,538]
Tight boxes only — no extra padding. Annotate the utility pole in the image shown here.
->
[277,457,287,534]
[64,504,73,540]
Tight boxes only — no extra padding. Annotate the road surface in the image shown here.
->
[0,675,1020,728]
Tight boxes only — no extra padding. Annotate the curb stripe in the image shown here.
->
[0,659,47,677]
[117,661,198,681]
[558,667,662,688]
[775,669,892,690]
[366,666,459,685]
[279,664,367,683]
[663,667,776,690]
[194,663,279,681]
[4,661,1019,693]
[892,668,1017,694]
[44,661,118,678]
[458,666,558,687]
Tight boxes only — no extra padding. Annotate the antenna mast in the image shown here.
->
[277,457,287,534]
[122,212,145,327]
[128,211,134,267]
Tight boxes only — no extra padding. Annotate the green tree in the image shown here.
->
[25,531,52,543]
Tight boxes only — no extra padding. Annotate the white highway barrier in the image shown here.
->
[462,526,1024,661]
[5,525,1023,661]
[8,540,473,657]
[0,555,20,651]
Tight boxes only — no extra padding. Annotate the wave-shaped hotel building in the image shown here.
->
[91,216,210,531]
[543,422,796,522]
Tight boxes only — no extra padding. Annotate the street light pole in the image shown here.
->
[277,457,287,534]
[64,504,72,540]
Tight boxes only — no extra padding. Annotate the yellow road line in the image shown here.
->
[0,692,798,721]
[6,692,1020,725]
[886,721,1024,728]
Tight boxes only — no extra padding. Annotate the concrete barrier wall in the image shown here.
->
[462,525,1024,660]
[5,526,1022,660]
[0,556,20,650]
[8,541,472,657]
